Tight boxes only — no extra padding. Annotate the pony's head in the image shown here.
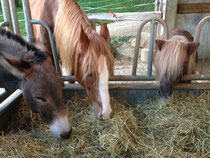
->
[155,37,199,100]
[0,29,71,139]
[75,24,114,119]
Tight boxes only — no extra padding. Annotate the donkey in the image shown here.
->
[0,28,71,139]
[155,29,200,100]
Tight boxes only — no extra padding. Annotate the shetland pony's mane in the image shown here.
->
[0,28,48,62]
[155,35,189,81]
[54,0,114,79]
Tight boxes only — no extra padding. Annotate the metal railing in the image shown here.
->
[195,15,210,75]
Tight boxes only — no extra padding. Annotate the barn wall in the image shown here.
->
[163,0,210,58]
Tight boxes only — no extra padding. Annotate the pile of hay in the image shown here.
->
[0,92,209,157]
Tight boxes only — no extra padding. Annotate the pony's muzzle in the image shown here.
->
[60,128,72,139]
[49,115,72,139]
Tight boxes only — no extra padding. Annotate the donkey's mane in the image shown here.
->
[155,35,189,81]
[0,28,48,62]
[54,0,114,79]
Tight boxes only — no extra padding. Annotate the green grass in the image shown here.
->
[0,0,154,36]
[78,0,154,13]
[111,35,134,47]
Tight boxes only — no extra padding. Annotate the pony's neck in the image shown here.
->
[54,0,93,74]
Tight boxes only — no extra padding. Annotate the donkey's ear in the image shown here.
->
[79,25,89,52]
[187,42,200,55]
[100,23,110,43]
[155,40,166,51]
[0,52,32,78]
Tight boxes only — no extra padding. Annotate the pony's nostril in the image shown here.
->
[60,128,72,139]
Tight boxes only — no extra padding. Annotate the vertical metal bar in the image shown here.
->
[22,0,34,42]
[8,0,20,34]
[201,21,209,74]
[147,20,155,76]
[154,21,158,49]
[31,20,61,75]
[1,0,13,30]
[132,25,142,76]
[132,17,168,76]
[40,25,45,45]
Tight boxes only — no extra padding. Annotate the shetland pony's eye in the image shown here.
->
[88,73,93,77]
[35,96,47,102]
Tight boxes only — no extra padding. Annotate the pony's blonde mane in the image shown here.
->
[54,0,114,80]
[155,36,189,81]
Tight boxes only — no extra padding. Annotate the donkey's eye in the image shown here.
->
[88,73,93,77]
[35,96,47,102]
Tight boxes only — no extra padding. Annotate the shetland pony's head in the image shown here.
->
[75,24,114,119]
[155,36,199,100]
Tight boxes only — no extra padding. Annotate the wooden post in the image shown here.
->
[164,0,178,30]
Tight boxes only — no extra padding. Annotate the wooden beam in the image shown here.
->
[177,3,210,14]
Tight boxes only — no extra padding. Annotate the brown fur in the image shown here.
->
[30,0,114,119]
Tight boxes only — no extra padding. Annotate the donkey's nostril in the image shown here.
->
[60,128,72,139]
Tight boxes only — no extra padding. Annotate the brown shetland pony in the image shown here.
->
[30,0,114,120]
[155,29,200,100]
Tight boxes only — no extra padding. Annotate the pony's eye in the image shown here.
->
[88,73,93,77]
[35,96,47,102]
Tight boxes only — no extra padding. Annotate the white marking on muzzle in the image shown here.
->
[49,115,70,139]
[98,57,112,120]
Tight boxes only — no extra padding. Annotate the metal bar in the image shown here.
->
[201,21,209,74]
[8,0,20,34]
[132,16,168,76]
[40,25,45,45]
[132,22,143,76]
[0,89,22,114]
[1,0,13,30]
[147,20,155,76]
[63,83,210,91]
[62,74,210,82]
[31,20,61,75]
[90,19,103,25]
[0,21,10,27]
[195,15,210,42]
[22,0,34,42]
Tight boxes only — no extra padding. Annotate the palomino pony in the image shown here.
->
[155,29,200,100]
[0,28,71,139]
[30,0,114,120]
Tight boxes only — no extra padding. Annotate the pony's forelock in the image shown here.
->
[78,33,114,82]
[155,36,189,81]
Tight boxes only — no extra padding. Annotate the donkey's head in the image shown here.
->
[0,28,71,139]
